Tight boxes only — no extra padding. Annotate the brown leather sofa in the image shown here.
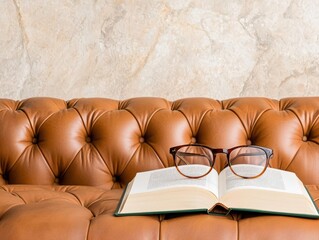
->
[0,97,319,240]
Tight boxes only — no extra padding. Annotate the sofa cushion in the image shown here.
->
[1,185,319,240]
[0,185,161,239]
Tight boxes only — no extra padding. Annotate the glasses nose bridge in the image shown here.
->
[212,149,230,168]
[213,148,229,155]
[211,149,229,163]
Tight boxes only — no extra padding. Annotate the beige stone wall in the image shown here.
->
[1,0,319,100]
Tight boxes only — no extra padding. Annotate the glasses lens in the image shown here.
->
[229,146,268,178]
[174,145,214,178]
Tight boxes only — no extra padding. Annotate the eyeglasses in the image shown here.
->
[169,144,273,179]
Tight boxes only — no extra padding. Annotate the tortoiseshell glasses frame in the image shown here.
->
[169,144,273,179]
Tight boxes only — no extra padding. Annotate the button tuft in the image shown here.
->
[112,176,119,182]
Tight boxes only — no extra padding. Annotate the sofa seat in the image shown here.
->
[1,185,319,240]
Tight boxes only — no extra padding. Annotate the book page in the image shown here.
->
[217,165,318,216]
[130,165,219,198]
[120,185,219,214]
[218,165,303,197]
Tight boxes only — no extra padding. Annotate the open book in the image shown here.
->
[115,165,319,218]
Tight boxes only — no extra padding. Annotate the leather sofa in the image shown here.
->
[0,97,318,240]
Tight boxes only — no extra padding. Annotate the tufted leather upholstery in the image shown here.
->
[0,97,319,239]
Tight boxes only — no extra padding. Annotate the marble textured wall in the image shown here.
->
[1,0,319,100]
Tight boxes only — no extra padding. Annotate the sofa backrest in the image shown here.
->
[0,97,319,188]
